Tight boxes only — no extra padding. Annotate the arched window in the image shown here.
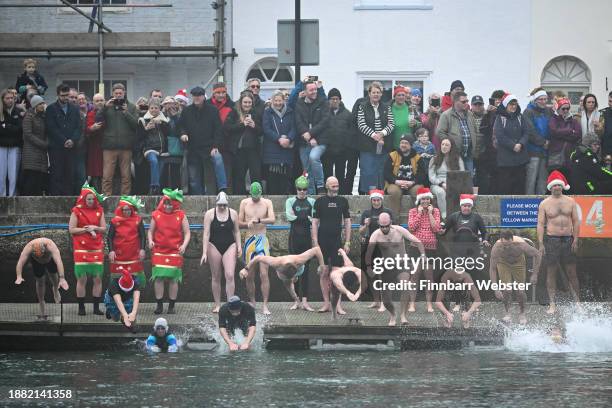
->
[541,56,591,109]
[245,57,294,100]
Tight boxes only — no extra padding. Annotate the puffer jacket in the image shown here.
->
[21,108,48,173]
[326,102,354,154]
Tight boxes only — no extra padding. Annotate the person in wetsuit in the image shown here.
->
[285,175,316,311]
[15,238,69,320]
[201,192,242,313]
[442,194,490,278]
[312,176,352,314]
[218,296,257,351]
[146,317,178,353]
[359,189,393,311]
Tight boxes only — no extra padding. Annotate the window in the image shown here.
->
[354,0,433,10]
[245,57,294,100]
[541,56,591,113]
[362,79,424,104]
[60,0,130,14]
[60,78,128,100]
[66,0,127,4]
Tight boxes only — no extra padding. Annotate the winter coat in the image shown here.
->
[599,107,612,156]
[262,105,295,165]
[295,94,330,146]
[178,102,223,152]
[21,108,48,173]
[100,100,139,150]
[522,102,552,158]
[208,96,234,124]
[223,109,263,152]
[493,105,529,167]
[356,100,395,154]
[0,107,23,147]
[569,144,612,194]
[137,111,170,156]
[384,149,427,188]
[326,102,355,154]
[548,113,581,169]
[436,107,482,159]
[15,71,48,96]
[45,100,81,150]
[428,156,465,186]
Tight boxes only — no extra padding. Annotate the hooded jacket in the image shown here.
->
[262,104,295,165]
[493,103,529,167]
[522,102,552,158]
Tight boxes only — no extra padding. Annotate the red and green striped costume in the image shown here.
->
[110,196,146,287]
[72,186,105,278]
[151,191,185,282]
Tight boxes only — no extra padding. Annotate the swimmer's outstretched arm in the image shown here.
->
[15,242,33,284]
[337,248,353,267]
[240,255,279,279]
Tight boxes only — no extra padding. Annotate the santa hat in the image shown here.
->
[415,187,433,204]
[118,267,134,292]
[369,189,384,200]
[174,88,189,104]
[501,93,518,108]
[459,194,474,206]
[547,170,570,191]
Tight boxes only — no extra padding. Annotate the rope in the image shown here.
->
[0,222,534,237]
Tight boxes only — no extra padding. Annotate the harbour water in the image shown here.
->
[1,305,611,407]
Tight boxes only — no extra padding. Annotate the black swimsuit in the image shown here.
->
[210,209,235,254]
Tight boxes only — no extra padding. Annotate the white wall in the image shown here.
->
[232,0,532,106]
[531,0,612,103]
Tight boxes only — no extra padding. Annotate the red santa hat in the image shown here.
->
[369,189,384,200]
[174,88,189,104]
[415,187,433,204]
[118,267,134,292]
[501,93,518,108]
[459,194,474,206]
[547,170,570,191]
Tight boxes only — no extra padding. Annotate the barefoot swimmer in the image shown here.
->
[537,171,580,314]
[434,269,481,328]
[218,296,257,351]
[239,182,276,315]
[104,267,141,330]
[239,247,326,311]
[365,213,425,326]
[489,230,542,324]
[329,248,367,320]
[15,238,69,321]
[146,318,178,353]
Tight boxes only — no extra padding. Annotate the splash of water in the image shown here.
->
[504,303,612,353]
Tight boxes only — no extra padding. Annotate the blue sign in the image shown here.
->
[500,198,542,227]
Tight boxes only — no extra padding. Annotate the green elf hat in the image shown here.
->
[80,181,106,204]
[118,195,144,210]
[250,182,262,198]
[162,188,184,203]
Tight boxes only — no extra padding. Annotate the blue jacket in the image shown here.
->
[523,102,551,157]
[262,105,295,165]
[44,101,81,150]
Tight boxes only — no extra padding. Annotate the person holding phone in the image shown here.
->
[223,91,263,194]
[421,93,442,150]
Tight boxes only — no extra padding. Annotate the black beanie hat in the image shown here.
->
[328,88,342,99]
[450,80,465,92]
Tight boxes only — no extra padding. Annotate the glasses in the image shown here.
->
[250,85,261,89]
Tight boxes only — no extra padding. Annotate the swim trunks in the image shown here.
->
[543,235,576,265]
[243,234,270,264]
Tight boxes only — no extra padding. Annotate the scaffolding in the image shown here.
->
[0,1,236,93]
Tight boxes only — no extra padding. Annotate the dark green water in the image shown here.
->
[1,347,611,408]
